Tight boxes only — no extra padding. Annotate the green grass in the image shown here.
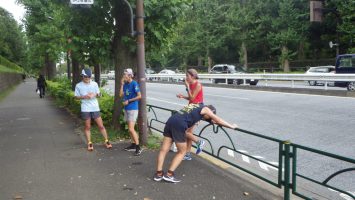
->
[90,126,129,143]
[0,65,20,73]
[0,85,16,102]
[90,125,162,150]
[146,133,162,150]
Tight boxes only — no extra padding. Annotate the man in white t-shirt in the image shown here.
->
[74,68,112,151]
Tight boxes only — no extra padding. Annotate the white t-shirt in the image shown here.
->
[74,81,100,112]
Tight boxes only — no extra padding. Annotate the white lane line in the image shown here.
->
[252,155,264,159]
[267,162,279,170]
[339,192,355,200]
[206,94,249,100]
[227,149,234,157]
[259,162,270,171]
[147,97,185,106]
[242,155,250,163]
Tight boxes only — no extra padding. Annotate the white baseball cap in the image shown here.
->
[124,68,134,77]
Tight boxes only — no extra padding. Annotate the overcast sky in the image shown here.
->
[0,0,26,24]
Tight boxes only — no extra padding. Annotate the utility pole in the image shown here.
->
[136,0,148,145]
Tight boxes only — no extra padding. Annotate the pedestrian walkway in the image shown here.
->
[0,79,283,200]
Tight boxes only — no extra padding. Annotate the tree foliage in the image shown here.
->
[0,7,26,65]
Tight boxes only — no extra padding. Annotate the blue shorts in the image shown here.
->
[163,114,187,143]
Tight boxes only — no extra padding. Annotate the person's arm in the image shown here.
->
[119,77,125,98]
[201,107,238,129]
[74,84,89,100]
[127,91,141,103]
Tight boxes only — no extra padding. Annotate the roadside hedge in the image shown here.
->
[46,77,126,130]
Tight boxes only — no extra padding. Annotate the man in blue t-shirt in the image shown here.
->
[119,68,142,156]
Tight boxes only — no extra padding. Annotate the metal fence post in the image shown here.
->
[284,141,291,200]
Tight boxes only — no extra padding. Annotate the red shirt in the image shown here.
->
[189,81,203,104]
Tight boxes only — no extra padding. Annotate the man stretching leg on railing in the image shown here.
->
[153,104,238,183]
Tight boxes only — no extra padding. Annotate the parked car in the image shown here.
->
[305,66,335,86]
[145,68,155,81]
[107,70,115,80]
[209,64,258,85]
[158,69,184,82]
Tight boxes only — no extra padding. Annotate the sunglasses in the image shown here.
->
[82,75,90,78]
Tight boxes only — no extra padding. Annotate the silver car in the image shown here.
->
[305,66,335,86]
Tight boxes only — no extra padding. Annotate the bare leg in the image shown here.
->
[94,117,108,140]
[157,137,173,171]
[128,121,139,145]
[168,142,187,172]
[185,125,198,154]
[84,119,91,143]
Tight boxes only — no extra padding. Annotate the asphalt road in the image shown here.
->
[104,80,355,200]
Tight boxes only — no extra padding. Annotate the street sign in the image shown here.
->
[70,0,94,5]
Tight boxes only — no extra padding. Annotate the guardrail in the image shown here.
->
[146,73,355,90]
[147,104,355,200]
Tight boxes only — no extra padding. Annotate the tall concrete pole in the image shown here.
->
[136,0,148,145]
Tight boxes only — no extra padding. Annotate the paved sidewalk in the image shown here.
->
[0,79,283,200]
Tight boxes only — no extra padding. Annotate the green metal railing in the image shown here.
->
[291,144,355,200]
[147,104,355,200]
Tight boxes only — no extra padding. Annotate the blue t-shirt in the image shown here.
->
[123,80,140,110]
[74,81,100,112]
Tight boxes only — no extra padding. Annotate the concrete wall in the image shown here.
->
[0,73,22,92]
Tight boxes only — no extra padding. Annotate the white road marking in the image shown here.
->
[227,149,234,157]
[252,155,264,159]
[147,97,185,106]
[206,94,249,100]
[242,155,250,163]
[259,162,270,171]
[339,192,355,200]
[266,162,279,170]
[328,188,337,192]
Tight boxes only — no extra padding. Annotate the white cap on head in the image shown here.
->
[124,68,134,77]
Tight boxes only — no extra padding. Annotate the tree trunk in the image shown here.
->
[111,0,136,130]
[206,48,212,72]
[298,41,305,60]
[197,56,203,66]
[281,46,290,72]
[94,63,101,86]
[71,56,80,91]
[45,53,56,80]
[241,42,248,70]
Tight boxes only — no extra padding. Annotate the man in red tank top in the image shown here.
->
[176,69,205,160]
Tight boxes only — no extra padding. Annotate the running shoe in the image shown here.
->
[163,174,181,183]
[183,152,192,161]
[195,140,205,155]
[87,142,94,151]
[105,140,112,149]
[124,143,136,151]
[153,172,163,182]
[134,146,142,156]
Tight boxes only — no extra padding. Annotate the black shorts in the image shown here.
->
[163,115,187,143]
[81,111,101,120]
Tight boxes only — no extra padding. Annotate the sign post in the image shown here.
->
[70,0,94,5]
